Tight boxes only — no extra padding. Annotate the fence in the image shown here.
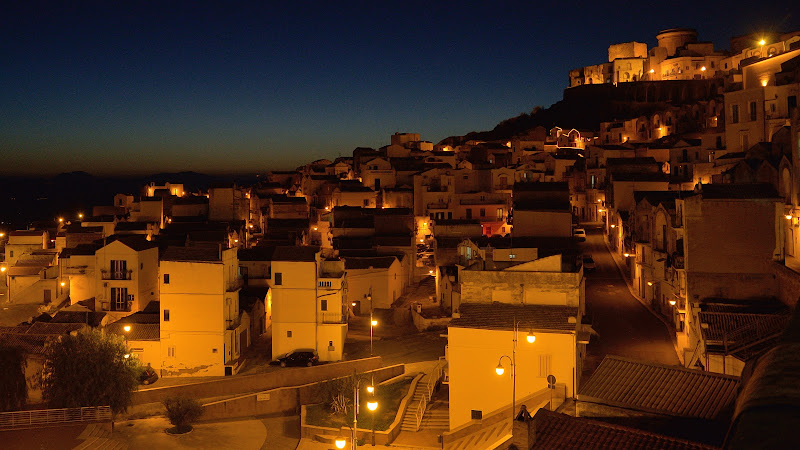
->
[0,406,111,430]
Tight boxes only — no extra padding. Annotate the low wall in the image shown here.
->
[774,262,800,307]
[300,372,422,446]
[442,384,566,448]
[133,357,382,405]
[201,364,405,421]
[411,308,451,332]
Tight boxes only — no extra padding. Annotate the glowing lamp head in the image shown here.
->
[669,300,677,306]
[759,39,766,46]
[124,354,130,359]
[624,253,630,258]
[371,320,378,327]
[123,325,131,332]
[58,217,63,223]
[60,281,66,287]
[313,226,318,231]
[701,66,706,71]
[610,224,616,228]
[0,232,4,237]
[367,400,378,411]
[366,385,374,394]
[335,437,346,449]
[249,224,253,228]
[0,267,5,272]
[78,213,83,219]
[786,214,793,220]
[762,80,768,87]
[351,302,356,307]
[495,364,505,376]
[647,281,653,286]
[429,269,434,275]
[649,69,655,74]
[526,332,536,343]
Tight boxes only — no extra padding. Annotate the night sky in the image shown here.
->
[1,1,798,175]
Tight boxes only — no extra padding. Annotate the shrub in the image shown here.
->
[163,397,204,433]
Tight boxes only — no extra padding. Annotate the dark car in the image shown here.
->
[582,255,596,272]
[139,366,158,385]
[278,349,319,367]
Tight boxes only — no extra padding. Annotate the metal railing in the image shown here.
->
[411,360,446,431]
[101,269,132,280]
[0,406,111,430]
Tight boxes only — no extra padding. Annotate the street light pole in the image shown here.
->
[495,316,536,420]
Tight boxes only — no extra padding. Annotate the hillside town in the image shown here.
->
[2,27,800,449]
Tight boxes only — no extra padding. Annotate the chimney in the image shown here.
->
[510,405,535,449]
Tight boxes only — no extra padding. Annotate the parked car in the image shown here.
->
[574,228,586,242]
[582,255,596,272]
[278,349,319,367]
[139,366,158,385]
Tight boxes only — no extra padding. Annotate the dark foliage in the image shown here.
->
[40,329,140,414]
[0,344,28,412]
[163,397,204,433]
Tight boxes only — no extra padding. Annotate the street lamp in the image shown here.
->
[349,376,378,450]
[494,317,536,420]
[335,434,346,449]
[367,395,378,446]
[123,324,131,349]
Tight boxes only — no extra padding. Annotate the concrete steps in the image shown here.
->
[74,424,127,450]
[419,408,449,431]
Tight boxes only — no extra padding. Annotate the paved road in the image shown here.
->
[580,228,679,381]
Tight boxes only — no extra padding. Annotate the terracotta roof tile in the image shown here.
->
[450,303,578,332]
[579,356,739,420]
[531,409,714,449]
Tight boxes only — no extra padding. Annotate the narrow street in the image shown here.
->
[580,228,680,379]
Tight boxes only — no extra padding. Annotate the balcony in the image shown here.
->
[226,278,243,292]
[321,312,346,324]
[426,185,448,192]
[101,269,132,280]
[672,254,685,269]
[427,202,449,210]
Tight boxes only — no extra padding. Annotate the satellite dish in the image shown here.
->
[547,374,556,389]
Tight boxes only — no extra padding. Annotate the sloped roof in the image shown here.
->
[450,303,578,333]
[238,246,277,262]
[579,355,739,419]
[530,409,714,450]
[695,183,780,199]
[272,246,319,262]
[344,256,397,270]
[50,311,107,327]
[161,246,222,262]
[105,322,160,341]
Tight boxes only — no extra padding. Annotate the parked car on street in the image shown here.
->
[574,228,586,242]
[277,349,319,367]
[582,254,596,272]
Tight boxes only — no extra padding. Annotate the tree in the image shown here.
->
[163,397,204,433]
[40,329,140,414]
[0,343,28,412]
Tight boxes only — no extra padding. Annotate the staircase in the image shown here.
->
[399,361,447,432]
[400,383,428,431]
[73,424,127,450]
[419,404,449,431]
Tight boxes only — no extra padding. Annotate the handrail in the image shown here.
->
[414,398,425,431]
[0,406,112,430]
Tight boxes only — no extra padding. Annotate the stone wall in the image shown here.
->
[132,357,382,405]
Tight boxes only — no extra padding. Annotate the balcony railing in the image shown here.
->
[673,254,685,269]
[322,312,346,324]
[0,406,111,430]
[101,269,132,280]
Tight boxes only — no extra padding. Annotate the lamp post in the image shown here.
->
[368,288,377,356]
[123,324,131,349]
[495,317,536,420]
[349,376,378,450]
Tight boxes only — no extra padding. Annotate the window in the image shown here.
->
[538,354,552,377]
[164,309,170,321]
[321,299,328,311]
[140,263,143,270]
[496,208,503,220]
[168,346,176,357]
[363,199,370,207]
[9,251,13,258]
[287,330,292,338]
[163,274,170,284]
[275,273,282,285]
[731,104,739,124]
[749,101,757,121]
[110,260,127,280]
[110,287,129,311]
[466,209,472,219]
[471,410,483,420]
[789,96,797,111]
[212,348,218,353]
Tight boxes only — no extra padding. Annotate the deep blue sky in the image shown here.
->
[1,1,798,175]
